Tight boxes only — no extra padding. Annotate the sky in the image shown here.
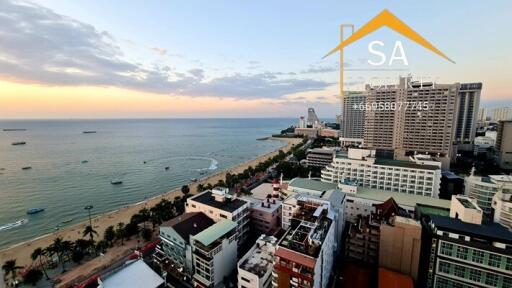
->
[0,0,511,119]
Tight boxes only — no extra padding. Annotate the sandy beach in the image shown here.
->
[0,137,301,269]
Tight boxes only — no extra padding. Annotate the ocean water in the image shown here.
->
[0,118,294,249]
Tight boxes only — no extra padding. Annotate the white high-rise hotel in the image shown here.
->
[322,148,442,198]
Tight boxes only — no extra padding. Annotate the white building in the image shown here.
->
[466,174,512,218]
[492,107,512,121]
[191,220,238,288]
[237,235,277,288]
[98,260,164,288]
[322,148,442,198]
[473,135,495,155]
[491,175,512,229]
[186,188,250,245]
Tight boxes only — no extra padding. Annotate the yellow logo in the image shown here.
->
[323,9,454,100]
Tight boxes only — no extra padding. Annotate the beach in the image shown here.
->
[0,137,301,269]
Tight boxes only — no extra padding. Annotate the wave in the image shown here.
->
[0,219,28,232]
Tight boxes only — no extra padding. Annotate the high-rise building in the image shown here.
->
[186,188,250,246]
[307,107,321,128]
[478,107,488,122]
[455,83,482,143]
[273,196,336,288]
[492,107,512,122]
[496,120,512,169]
[237,235,277,288]
[465,174,512,219]
[306,148,336,168]
[321,148,442,198]
[341,92,366,143]
[298,116,306,129]
[418,196,512,288]
[363,77,468,169]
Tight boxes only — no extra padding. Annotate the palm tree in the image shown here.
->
[196,183,205,192]
[50,237,68,272]
[116,222,126,245]
[83,225,98,242]
[2,259,23,285]
[181,185,190,196]
[31,248,49,280]
[138,208,150,229]
[103,225,116,247]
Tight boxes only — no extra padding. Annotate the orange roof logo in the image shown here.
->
[324,9,454,63]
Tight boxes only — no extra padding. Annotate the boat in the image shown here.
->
[61,218,73,224]
[3,128,26,131]
[81,160,89,164]
[190,178,198,182]
[12,141,26,146]
[26,208,45,215]
[82,131,97,134]
[0,219,28,232]
[111,180,123,185]
[165,166,170,171]
[21,166,32,170]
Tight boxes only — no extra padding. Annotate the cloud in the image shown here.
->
[301,65,338,74]
[0,0,329,99]
[150,46,167,56]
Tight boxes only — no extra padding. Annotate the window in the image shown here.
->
[485,273,499,286]
[503,276,512,288]
[454,264,465,278]
[506,257,512,270]
[456,246,469,260]
[468,269,481,283]
[488,253,501,268]
[440,242,453,256]
[241,277,251,283]
[438,261,451,274]
[472,250,484,264]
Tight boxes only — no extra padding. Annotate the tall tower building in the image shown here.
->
[363,77,460,168]
[455,83,482,143]
[341,92,366,141]
[307,107,320,128]
[478,107,487,122]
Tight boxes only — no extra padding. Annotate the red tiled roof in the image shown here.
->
[275,247,316,269]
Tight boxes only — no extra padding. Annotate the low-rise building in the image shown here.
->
[243,196,282,236]
[273,198,335,288]
[465,174,512,219]
[306,148,336,169]
[294,128,319,138]
[322,148,442,198]
[154,212,215,280]
[186,188,250,245]
[191,220,238,288]
[492,175,512,230]
[418,196,512,288]
[237,235,277,288]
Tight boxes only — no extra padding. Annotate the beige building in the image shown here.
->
[342,92,366,142]
[379,216,421,281]
[492,107,512,121]
[496,120,512,169]
[242,196,281,236]
[449,195,483,225]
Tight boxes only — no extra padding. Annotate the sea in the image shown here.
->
[0,118,294,249]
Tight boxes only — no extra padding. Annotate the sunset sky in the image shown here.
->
[0,0,511,119]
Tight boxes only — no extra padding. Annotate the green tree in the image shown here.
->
[31,247,49,280]
[104,225,116,247]
[2,259,23,286]
[141,228,152,242]
[181,185,190,196]
[70,248,84,264]
[22,268,43,286]
[116,222,126,245]
[83,225,98,242]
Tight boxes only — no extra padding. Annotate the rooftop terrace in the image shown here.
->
[239,236,277,278]
[189,190,248,213]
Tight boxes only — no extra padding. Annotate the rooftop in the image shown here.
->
[193,219,237,246]
[430,215,512,243]
[189,190,248,213]
[243,196,281,213]
[160,212,214,243]
[415,204,450,217]
[288,178,337,193]
[250,183,275,200]
[350,187,450,209]
[100,260,164,288]
[374,158,440,171]
[239,236,277,278]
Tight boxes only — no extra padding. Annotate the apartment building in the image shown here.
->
[478,107,487,123]
[273,198,335,288]
[418,196,512,288]
[154,212,215,280]
[341,92,366,145]
[306,148,336,169]
[191,220,238,288]
[491,176,512,230]
[364,77,460,169]
[242,196,282,236]
[321,148,442,198]
[465,174,512,219]
[496,120,512,169]
[379,216,422,281]
[492,107,512,122]
[455,83,482,144]
[237,235,278,288]
[186,187,250,245]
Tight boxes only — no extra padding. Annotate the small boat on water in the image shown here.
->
[0,219,28,232]
[12,141,26,146]
[22,166,32,170]
[190,178,198,182]
[3,128,26,131]
[26,208,45,215]
[82,131,97,134]
[165,166,170,171]
[61,218,73,224]
[111,180,123,185]
[81,160,89,164]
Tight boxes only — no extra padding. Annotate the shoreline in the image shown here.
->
[0,137,301,267]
